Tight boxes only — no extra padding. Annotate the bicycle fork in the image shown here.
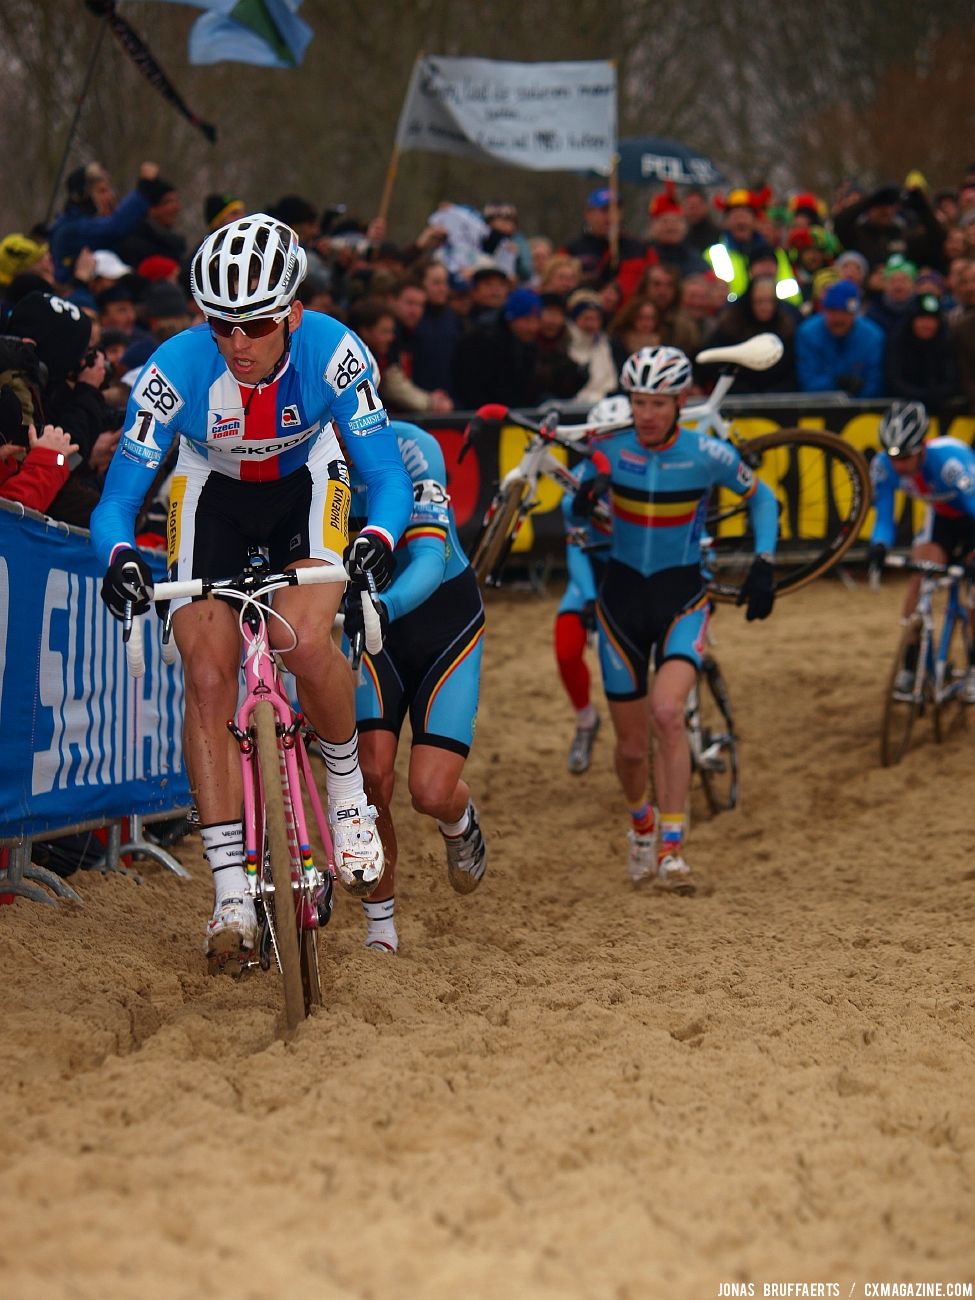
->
[232,711,334,976]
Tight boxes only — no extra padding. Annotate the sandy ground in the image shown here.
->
[2,575,974,1300]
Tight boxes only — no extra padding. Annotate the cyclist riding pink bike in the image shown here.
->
[91,213,413,968]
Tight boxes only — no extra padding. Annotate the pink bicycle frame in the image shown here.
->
[237,610,335,925]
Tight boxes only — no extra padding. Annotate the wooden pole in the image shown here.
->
[376,50,424,228]
[609,152,620,271]
[375,145,401,228]
[607,58,620,270]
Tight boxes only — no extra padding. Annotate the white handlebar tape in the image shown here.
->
[126,615,146,679]
[361,591,384,655]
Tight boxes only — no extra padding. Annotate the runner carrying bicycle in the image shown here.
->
[556,394,628,775]
[571,345,778,892]
[868,400,975,702]
[341,408,486,953]
[90,214,413,967]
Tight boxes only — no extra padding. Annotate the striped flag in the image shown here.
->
[135,1,313,67]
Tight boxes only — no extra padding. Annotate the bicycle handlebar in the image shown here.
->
[123,562,363,679]
[883,554,970,580]
[460,403,622,460]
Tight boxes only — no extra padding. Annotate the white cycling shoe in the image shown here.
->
[626,829,657,886]
[893,668,916,699]
[364,918,399,954]
[962,668,975,705]
[442,801,487,894]
[330,797,384,897]
[653,853,697,896]
[205,894,258,973]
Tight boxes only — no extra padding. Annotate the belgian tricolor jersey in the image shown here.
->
[574,424,778,578]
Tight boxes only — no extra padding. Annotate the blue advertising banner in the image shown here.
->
[0,505,189,839]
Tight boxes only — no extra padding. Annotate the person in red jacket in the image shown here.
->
[0,424,78,511]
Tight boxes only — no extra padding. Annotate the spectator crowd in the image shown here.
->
[3,153,975,530]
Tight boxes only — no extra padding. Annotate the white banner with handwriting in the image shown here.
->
[395,56,616,172]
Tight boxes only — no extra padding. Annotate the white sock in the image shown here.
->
[362,897,397,952]
[201,820,247,906]
[438,805,471,838]
[318,731,365,803]
[576,704,598,730]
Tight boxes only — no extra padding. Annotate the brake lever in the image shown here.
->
[458,418,481,464]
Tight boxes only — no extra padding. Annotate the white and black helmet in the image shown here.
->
[620,345,692,395]
[586,394,632,429]
[190,213,307,320]
[879,400,928,458]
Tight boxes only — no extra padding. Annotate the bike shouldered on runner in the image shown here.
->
[338,367,488,953]
[90,213,414,969]
[571,344,779,895]
[868,399,975,706]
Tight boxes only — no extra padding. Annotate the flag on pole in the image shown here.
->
[84,1,216,141]
[136,0,313,67]
[394,57,617,174]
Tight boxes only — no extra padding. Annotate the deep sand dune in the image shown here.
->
[2,576,973,1300]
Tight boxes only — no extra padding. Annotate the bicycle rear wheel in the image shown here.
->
[695,656,739,815]
[706,429,870,602]
[254,700,306,1034]
[468,478,530,585]
[880,617,925,767]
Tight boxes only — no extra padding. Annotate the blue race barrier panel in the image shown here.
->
[0,503,189,841]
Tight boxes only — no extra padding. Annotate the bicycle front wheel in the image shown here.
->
[880,617,925,767]
[706,429,870,602]
[695,656,739,815]
[468,478,530,585]
[254,700,306,1034]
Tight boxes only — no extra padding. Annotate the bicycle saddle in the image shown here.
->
[696,332,785,372]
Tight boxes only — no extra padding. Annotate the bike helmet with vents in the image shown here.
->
[879,400,928,458]
[620,345,692,395]
[190,213,307,320]
[586,394,632,428]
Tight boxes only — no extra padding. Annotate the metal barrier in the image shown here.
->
[0,499,192,906]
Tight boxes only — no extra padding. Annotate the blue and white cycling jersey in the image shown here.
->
[870,436,975,549]
[573,423,778,578]
[90,312,413,565]
[348,422,469,622]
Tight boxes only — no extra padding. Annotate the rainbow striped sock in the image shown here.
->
[658,813,684,861]
[629,802,655,836]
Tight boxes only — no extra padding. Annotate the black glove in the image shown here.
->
[834,372,864,397]
[867,542,887,580]
[737,556,775,622]
[101,547,153,621]
[343,591,389,648]
[345,532,394,593]
[572,473,611,519]
[580,599,598,633]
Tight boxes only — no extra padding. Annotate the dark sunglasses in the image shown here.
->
[207,312,288,339]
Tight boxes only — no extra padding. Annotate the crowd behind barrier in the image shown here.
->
[4,153,975,902]
[0,500,190,903]
[2,160,975,552]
